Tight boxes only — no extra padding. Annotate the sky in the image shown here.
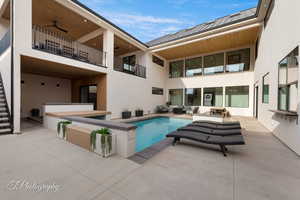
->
[78,0,259,43]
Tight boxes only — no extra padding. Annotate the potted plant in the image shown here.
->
[135,109,144,117]
[90,128,114,158]
[122,109,132,119]
[166,101,171,107]
[57,120,72,139]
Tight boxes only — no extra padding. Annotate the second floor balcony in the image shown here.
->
[32,25,106,68]
[114,56,146,78]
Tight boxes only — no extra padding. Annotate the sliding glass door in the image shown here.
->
[80,85,97,109]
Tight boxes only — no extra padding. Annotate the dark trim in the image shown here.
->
[70,0,148,48]
[63,116,137,131]
[10,0,14,133]
[264,0,274,27]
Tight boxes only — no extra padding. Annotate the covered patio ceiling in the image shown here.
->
[154,26,260,60]
[32,0,102,41]
[21,56,105,79]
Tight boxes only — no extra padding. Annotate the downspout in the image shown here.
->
[10,0,14,133]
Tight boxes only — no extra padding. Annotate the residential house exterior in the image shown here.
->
[0,0,299,155]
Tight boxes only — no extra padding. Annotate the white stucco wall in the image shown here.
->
[107,52,167,119]
[254,0,300,155]
[21,73,72,118]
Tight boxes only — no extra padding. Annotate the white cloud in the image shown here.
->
[99,12,194,42]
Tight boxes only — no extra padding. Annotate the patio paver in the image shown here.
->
[0,117,299,200]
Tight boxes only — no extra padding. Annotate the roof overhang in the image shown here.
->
[152,22,262,60]
[54,0,148,51]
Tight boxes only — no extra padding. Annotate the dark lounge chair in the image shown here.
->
[156,105,169,113]
[178,125,242,136]
[192,120,241,130]
[166,131,245,156]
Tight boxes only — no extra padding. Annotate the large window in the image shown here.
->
[262,73,270,103]
[278,47,298,112]
[169,89,183,106]
[123,55,136,72]
[185,88,201,106]
[225,86,249,108]
[169,60,184,78]
[185,57,202,77]
[226,48,250,72]
[203,87,223,107]
[203,53,224,75]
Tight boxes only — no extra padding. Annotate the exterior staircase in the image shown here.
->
[0,74,12,134]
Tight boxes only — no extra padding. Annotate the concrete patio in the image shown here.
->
[1,118,300,200]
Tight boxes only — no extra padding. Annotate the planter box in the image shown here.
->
[135,110,144,117]
[122,111,132,119]
[94,134,116,157]
[66,125,116,157]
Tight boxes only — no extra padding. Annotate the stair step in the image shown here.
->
[0,107,6,112]
[0,112,8,116]
[0,117,9,121]
[0,123,10,127]
[0,103,6,107]
[0,128,11,134]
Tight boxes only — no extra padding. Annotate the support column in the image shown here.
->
[13,0,32,133]
[102,30,114,68]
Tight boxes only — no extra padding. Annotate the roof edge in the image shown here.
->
[148,0,263,47]
[70,0,149,48]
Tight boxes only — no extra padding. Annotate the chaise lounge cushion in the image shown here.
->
[178,125,242,136]
[167,131,245,145]
[192,120,241,130]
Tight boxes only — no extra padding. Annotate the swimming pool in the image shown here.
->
[131,117,192,152]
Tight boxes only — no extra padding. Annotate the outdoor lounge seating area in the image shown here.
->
[167,120,244,156]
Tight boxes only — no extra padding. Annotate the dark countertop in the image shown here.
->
[64,116,137,131]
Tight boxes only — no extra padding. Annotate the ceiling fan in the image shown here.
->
[44,20,68,33]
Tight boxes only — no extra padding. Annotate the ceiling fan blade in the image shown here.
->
[55,25,68,33]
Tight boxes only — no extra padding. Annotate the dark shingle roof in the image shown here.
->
[147,7,257,47]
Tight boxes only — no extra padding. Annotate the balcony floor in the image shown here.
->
[0,117,299,200]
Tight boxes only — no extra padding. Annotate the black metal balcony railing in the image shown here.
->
[0,29,11,55]
[114,62,146,79]
[32,25,106,67]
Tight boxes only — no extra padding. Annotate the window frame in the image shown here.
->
[203,87,223,107]
[185,57,203,77]
[203,53,225,75]
[277,47,299,112]
[225,48,251,73]
[152,87,164,95]
[185,88,202,106]
[169,89,184,106]
[225,85,250,108]
[169,60,184,78]
[122,55,136,72]
[262,72,270,104]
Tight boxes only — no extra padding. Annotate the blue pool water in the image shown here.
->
[131,117,192,152]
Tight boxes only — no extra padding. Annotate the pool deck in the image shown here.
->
[1,117,300,200]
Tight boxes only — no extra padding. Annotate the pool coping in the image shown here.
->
[128,138,174,164]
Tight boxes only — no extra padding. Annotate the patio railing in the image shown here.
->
[32,25,106,67]
[114,57,146,78]
[0,29,10,55]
